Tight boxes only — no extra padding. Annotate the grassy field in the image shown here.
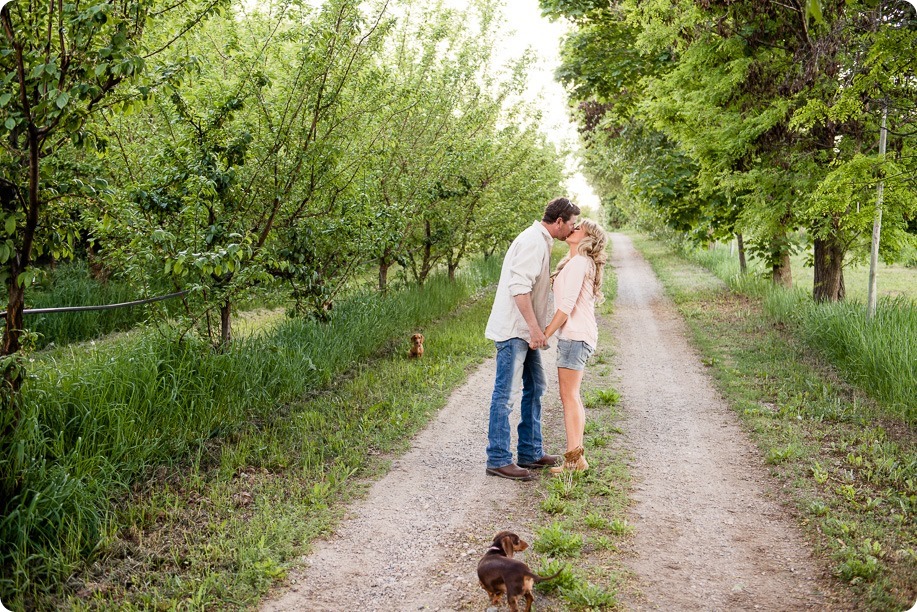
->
[632,233,916,610]
[791,255,917,301]
[58,293,499,609]
[706,239,917,301]
[692,243,917,421]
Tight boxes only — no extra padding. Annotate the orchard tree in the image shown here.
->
[402,39,565,283]
[544,0,916,300]
[104,0,393,337]
[789,0,917,300]
[0,0,222,413]
[355,0,498,291]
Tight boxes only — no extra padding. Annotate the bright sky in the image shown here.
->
[444,0,602,212]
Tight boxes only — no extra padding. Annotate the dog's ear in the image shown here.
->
[418,334,424,343]
[499,534,516,558]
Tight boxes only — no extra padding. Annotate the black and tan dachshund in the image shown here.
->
[477,531,563,612]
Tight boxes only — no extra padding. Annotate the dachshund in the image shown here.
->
[477,531,563,612]
[408,333,424,358]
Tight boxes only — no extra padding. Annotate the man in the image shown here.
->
[484,197,580,480]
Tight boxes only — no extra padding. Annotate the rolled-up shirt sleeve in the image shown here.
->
[556,257,590,314]
[507,242,543,297]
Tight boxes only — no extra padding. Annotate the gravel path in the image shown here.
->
[260,233,837,611]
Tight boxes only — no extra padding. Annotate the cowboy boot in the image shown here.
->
[550,445,588,474]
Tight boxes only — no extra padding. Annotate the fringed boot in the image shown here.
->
[550,445,588,474]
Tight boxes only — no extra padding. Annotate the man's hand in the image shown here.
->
[528,327,548,350]
[513,293,546,350]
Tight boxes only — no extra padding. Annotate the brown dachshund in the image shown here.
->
[477,531,563,612]
[408,333,424,358]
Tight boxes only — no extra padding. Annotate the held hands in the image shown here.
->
[528,327,548,350]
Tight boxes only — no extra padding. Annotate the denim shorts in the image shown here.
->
[556,339,594,371]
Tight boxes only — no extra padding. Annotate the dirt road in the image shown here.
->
[610,233,834,609]
[260,233,835,611]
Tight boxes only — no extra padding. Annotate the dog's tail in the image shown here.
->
[531,566,565,583]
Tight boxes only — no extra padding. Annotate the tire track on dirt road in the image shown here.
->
[610,232,840,610]
[260,349,560,611]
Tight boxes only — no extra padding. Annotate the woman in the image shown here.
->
[543,218,608,474]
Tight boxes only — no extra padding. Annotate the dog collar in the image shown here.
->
[486,545,505,555]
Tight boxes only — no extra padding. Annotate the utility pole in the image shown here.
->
[866,100,888,319]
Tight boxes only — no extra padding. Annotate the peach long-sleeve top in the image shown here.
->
[552,254,598,349]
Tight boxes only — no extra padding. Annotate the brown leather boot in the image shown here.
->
[486,463,535,481]
[550,446,588,474]
[519,454,561,469]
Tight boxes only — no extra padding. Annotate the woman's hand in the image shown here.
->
[544,310,569,339]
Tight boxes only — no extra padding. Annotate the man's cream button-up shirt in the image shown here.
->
[484,221,553,342]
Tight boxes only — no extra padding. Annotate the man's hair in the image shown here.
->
[542,197,580,223]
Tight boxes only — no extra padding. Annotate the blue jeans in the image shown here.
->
[486,338,547,469]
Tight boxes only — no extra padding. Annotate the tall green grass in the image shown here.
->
[0,256,501,606]
[764,291,916,421]
[14,261,160,349]
[684,245,916,422]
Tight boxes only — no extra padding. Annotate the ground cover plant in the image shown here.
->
[523,269,634,610]
[631,233,916,610]
[0,257,500,609]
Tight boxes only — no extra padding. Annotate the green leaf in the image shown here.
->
[806,0,824,25]
[55,92,70,109]
[4,117,14,129]
[5,215,15,235]
[0,92,11,107]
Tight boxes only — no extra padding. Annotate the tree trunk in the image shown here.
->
[769,230,793,288]
[2,278,24,359]
[378,258,389,293]
[813,236,846,302]
[772,251,793,288]
[87,243,110,283]
[1,279,26,438]
[418,220,433,286]
[219,300,232,348]
[448,261,459,281]
[736,233,747,274]
[2,120,41,403]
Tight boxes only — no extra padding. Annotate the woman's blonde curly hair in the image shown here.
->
[553,218,609,305]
